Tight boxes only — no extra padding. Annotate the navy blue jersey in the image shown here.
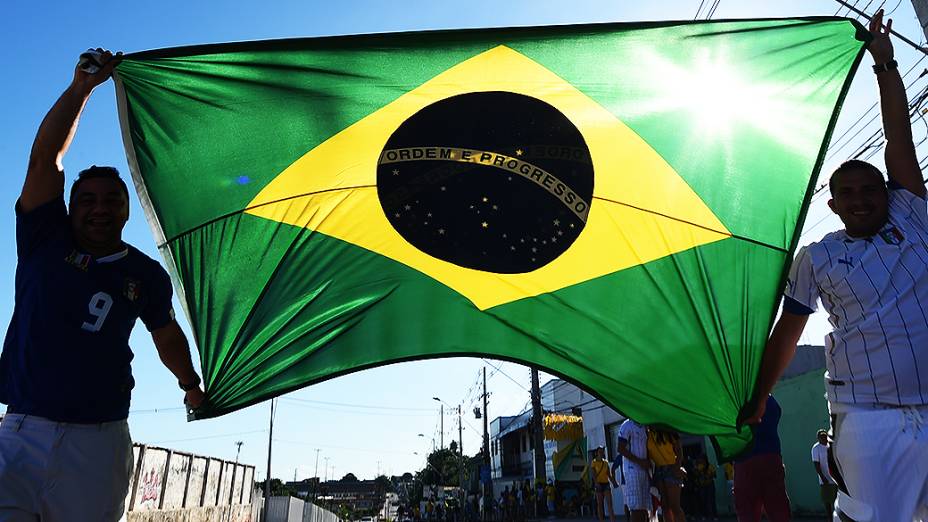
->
[737,395,782,461]
[0,197,174,422]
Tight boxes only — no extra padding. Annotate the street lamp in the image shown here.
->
[419,433,436,452]
[433,397,465,509]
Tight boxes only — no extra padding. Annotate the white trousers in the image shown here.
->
[0,414,133,522]
[830,405,928,521]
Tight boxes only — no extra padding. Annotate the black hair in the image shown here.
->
[828,159,886,195]
[69,165,130,204]
[652,429,679,445]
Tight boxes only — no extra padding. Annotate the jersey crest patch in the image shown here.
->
[123,278,141,302]
[879,226,904,245]
[64,250,90,271]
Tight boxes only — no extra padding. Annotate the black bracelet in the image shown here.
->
[873,59,898,74]
[179,375,202,391]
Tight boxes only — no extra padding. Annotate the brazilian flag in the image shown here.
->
[115,18,867,459]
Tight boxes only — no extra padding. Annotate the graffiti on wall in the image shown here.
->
[139,468,161,505]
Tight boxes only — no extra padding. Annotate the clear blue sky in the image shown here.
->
[3,0,926,482]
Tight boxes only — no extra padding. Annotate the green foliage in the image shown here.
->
[255,478,298,497]
[415,447,476,488]
[375,474,395,493]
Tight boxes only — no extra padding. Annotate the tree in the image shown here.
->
[416,447,476,488]
[255,478,297,497]
[375,474,395,493]
[341,472,359,482]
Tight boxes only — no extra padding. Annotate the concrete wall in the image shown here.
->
[268,496,305,522]
[773,369,831,515]
[265,496,345,522]
[123,443,260,522]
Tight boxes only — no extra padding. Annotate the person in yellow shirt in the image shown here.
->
[590,446,617,522]
[647,429,687,522]
[544,479,557,517]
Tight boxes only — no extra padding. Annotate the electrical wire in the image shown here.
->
[693,0,707,20]
[282,397,435,411]
[481,359,531,392]
[278,399,435,418]
[151,429,268,444]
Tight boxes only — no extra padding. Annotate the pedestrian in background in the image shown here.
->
[591,446,617,522]
[734,395,790,522]
[693,454,718,521]
[647,428,687,522]
[810,429,836,519]
[617,419,651,522]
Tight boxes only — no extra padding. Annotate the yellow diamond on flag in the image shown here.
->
[245,45,731,310]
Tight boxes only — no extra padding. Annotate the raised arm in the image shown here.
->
[22,49,122,212]
[869,10,925,197]
[742,310,809,424]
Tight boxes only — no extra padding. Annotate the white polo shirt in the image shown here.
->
[811,442,834,485]
[617,419,647,474]
[785,187,928,406]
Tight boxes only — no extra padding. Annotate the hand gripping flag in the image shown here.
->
[114,18,868,459]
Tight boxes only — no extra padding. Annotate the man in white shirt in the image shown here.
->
[615,419,650,522]
[745,10,928,521]
[810,429,837,517]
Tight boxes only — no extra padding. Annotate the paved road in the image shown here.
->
[527,516,825,522]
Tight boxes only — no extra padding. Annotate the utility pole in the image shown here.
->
[263,398,276,522]
[324,457,330,482]
[440,406,445,449]
[226,441,244,522]
[482,367,490,522]
[312,449,321,501]
[530,369,546,486]
[458,404,464,508]
[912,0,928,44]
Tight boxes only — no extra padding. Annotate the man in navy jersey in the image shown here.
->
[745,11,928,520]
[0,49,205,521]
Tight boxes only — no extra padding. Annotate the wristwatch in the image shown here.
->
[873,59,898,74]
[179,375,201,391]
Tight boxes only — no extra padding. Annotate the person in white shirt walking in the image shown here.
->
[810,429,836,518]
[616,419,650,522]
[745,10,928,521]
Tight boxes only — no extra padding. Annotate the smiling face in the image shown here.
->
[69,177,129,255]
[828,166,888,238]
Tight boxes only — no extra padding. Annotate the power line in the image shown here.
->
[151,429,268,444]
[827,57,928,162]
[835,0,860,17]
[693,0,707,20]
[283,397,435,411]
[129,406,186,415]
[705,0,722,19]
[274,438,411,455]
[279,399,435,417]
[833,0,928,56]
[886,0,904,16]
[481,358,530,392]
